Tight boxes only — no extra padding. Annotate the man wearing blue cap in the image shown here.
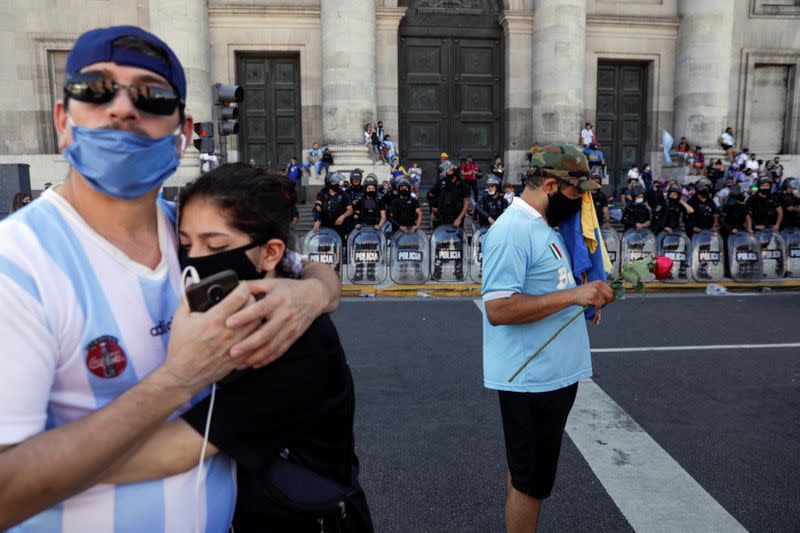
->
[0,26,339,530]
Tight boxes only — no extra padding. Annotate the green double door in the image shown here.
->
[595,61,647,192]
[399,36,503,188]
[236,54,302,169]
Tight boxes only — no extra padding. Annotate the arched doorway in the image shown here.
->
[398,0,504,188]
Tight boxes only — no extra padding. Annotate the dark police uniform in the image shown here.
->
[314,188,352,260]
[746,191,781,228]
[621,202,651,231]
[655,199,686,233]
[781,192,799,229]
[475,192,508,227]
[352,194,385,281]
[389,195,420,231]
[686,195,718,237]
[429,176,469,279]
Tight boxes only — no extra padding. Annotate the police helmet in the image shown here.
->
[668,185,682,196]
[351,170,363,184]
[363,175,378,188]
[730,184,745,197]
[782,177,798,191]
[486,176,500,187]
[757,176,772,187]
[695,177,712,191]
[631,185,645,197]
[326,173,343,186]
[396,177,411,190]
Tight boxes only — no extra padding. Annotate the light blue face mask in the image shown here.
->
[63,122,182,199]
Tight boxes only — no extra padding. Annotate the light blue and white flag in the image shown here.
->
[662,129,674,166]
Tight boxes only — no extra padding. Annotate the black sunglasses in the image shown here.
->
[64,73,181,116]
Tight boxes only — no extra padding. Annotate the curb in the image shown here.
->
[340,279,800,297]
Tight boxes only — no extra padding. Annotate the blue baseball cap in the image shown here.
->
[66,25,186,103]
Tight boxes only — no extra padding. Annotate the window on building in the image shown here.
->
[752,0,800,16]
[47,50,68,151]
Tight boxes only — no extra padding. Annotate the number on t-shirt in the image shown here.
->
[557,266,570,289]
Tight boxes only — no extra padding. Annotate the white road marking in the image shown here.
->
[567,380,747,533]
[592,343,800,353]
[473,298,747,532]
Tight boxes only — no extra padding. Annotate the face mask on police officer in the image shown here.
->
[546,184,582,226]
[366,187,377,198]
[400,187,410,198]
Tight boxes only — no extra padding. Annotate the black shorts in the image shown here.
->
[498,382,578,499]
[721,143,733,151]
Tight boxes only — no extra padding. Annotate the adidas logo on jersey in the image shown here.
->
[150,319,173,337]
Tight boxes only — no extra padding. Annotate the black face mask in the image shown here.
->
[329,184,340,192]
[759,188,770,196]
[366,189,377,197]
[178,240,265,281]
[400,189,410,197]
[546,190,582,227]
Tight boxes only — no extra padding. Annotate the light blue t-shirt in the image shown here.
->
[481,199,592,392]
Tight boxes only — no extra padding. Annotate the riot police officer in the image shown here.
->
[351,176,385,281]
[428,162,470,229]
[746,177,783,233]
[589,174,612,229]
[622,186,652,231]
[720,185,748,238]
[429,162,470,280]
[686,177,719,237]
[475,177,508,227]
[655,185,691,234]
[353,176,386,231]
[780,177,799,230]
[389,178,422,232]
[313,172,353,241]
[348,169,365,207]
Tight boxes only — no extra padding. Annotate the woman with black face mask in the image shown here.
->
[101,163,373,533]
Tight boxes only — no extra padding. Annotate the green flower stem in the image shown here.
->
[507,305,590,383]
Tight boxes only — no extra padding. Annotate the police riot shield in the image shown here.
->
[389,229,430,284]
[301,228,342,275]
[346,227,387,284]
[600,228,621,278]
[690,230,724,282]
[727,232,763,282]
[469,226,490,283]
[656,231,692,282]
[621,229,656,281]
[431,225,468,282]
[755,230,786,279]
[781,227,800,278]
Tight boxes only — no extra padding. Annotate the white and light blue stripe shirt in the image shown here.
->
[0,189,236,532]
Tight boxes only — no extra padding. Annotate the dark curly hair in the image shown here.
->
[178,163,296,274]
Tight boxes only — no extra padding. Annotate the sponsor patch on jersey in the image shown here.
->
[86,335,127,379]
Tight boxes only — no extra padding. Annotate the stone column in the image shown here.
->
[499,11,534,184]
[320,0,377,170]
[376,7,407,148]
[531,0,587,145]
[149,0,212,181]
[673,0,734,149]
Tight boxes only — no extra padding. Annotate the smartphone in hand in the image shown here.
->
[185,270,252,384]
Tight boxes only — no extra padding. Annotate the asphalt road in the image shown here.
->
[331,293,800,533]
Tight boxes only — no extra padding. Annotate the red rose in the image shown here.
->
[653,255,674,280]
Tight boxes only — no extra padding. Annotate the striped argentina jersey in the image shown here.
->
[0,189,236,532]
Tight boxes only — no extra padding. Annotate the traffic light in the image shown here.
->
[192,121,215,154]
[213,83,243,136]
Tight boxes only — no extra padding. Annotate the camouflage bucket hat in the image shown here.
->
[528,143,599,191]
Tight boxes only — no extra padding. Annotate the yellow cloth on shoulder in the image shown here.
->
[581,191,613,274]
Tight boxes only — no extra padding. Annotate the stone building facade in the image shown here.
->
[1,0,799,191]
